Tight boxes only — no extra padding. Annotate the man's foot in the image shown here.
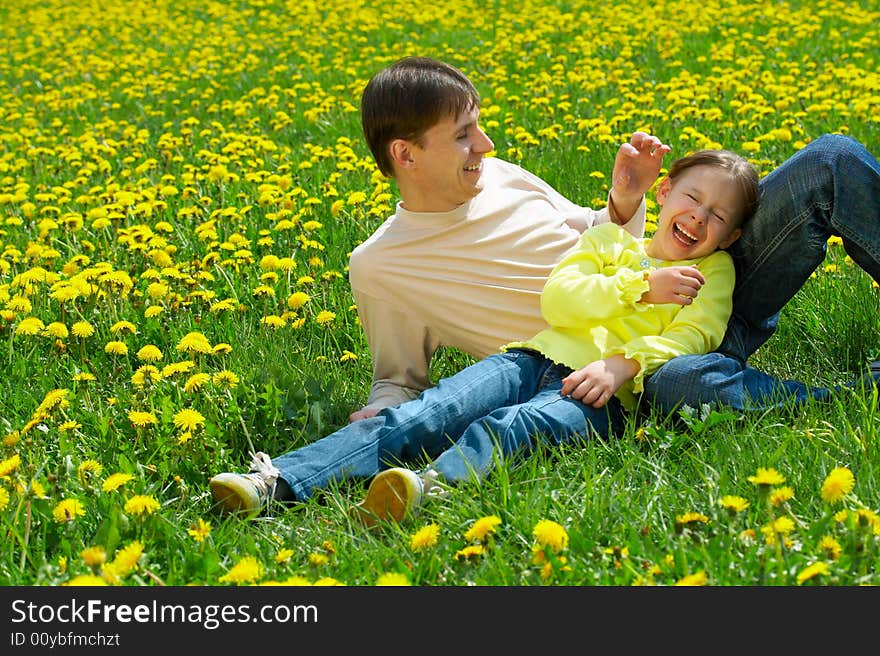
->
[352,467,444,528]
[209,452,280,516]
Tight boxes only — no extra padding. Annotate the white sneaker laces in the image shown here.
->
[246,451,281,498]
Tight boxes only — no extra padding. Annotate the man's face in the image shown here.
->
[402,106,495,212]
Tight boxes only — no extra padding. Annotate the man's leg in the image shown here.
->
[267,350,546,500]
[646,135,880,412]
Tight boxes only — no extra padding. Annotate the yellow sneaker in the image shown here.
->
[353,468,424,528]
[209,452,280,516]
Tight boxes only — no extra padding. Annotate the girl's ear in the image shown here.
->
[389,138,416,170]
[655,176,673,205]
[719,227,743,250]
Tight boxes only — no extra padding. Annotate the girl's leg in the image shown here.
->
[432,377,626,484]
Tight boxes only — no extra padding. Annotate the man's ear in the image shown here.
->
[655,176,672,205]
[389,139,416,170]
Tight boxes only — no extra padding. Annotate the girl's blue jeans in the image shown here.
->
[272,349,625,500]
[644,134,880,412]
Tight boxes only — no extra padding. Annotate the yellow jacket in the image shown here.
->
[506,222,735,409]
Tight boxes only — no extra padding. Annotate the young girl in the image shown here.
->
[210,149,759,524]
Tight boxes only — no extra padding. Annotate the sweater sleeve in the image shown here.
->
[540,223,651,327]
[352,287,437,412]
[512,161,646,239]
[564,194,647,240]
[606,250,735,393]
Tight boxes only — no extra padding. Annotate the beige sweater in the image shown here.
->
[348,157,646,412]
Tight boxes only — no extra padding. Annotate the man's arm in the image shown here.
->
[348,288,438,422]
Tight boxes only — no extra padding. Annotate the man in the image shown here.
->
[348,55,669,422]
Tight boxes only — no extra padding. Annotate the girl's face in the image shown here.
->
[646,164,744,260]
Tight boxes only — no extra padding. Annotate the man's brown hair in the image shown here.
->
[361,57,480,177]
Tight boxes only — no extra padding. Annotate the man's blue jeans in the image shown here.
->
[645,134,880,412]
[272,349,625,500]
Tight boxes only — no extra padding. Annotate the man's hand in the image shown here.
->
[640,265,705,305]
[560,355,640,408]
[349,406,380,423]
[609,132,671,223]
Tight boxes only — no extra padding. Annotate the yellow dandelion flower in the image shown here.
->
[674,570,708,586]
[162,360,196,377]
[821,467,855,504]
[210,299,236,313]
[280,575,312,586]
[464,515,502,544]
[145,306,164,318]
[136,344,163,362]
[184,372,211,392]
[748,467,785,487]
[127,410,158,427]
[219,556,263,584]
[0,454,22,476]
[43,322,69,339]
[313,577,345,586]
[15,317,45,336]
[308,553,329,566]
[376,572,410,586]
[53,498,86,522]
[77,459,103,484]
[188,518,212,543]
[173,408,205,432]
[131,365,162,387]
[106,541,144,579]
[339,350,358,362]
[124,494,161,516]
[315,310,335,325]
[71,321,95,338]
[261,315,286,328]
[410,523,441,551]
[34,389,69,417]
[0,487,9,512]
[770,486,795,506]
[81,546,107,567]
[104,340,128,355]
[274,548,294,563]
[797,561,830,585]
[533,519,569,553]
[102,472,134,493]
[287,292,310,310]
[6,296,32,313]
[176,331,212,354]
[58,420,81,433]
[110,320,137,335]
[720,495,750,514]
[454,544,485,561]
[73,372,97,382]
[212,370,240,387]
[212,343,232,355]
[819,535,843,560]
[64,575,108,586]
